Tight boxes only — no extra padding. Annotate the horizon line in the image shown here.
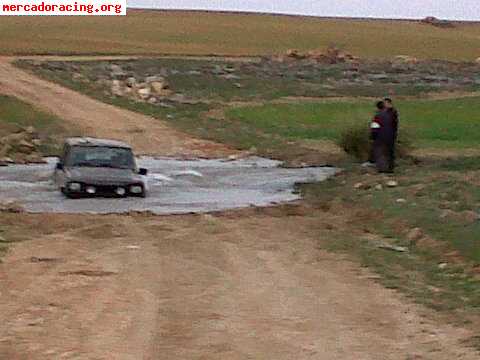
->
[126,7,480,23]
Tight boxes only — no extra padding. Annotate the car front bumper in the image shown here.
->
[63,183,146,198]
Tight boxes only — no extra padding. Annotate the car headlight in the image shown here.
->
[129,185,143,194]
[115,187,126,196]
[68,182,81,191]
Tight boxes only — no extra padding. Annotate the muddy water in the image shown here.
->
[0,157,336,215]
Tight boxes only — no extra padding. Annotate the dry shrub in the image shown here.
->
[338,124,414,161]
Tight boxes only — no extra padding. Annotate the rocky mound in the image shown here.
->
[275,46,359,64]
[0,126,45,165]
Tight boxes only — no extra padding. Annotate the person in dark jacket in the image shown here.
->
[384,98,399,170]
[367,101,385,164]
[371,101,396,173]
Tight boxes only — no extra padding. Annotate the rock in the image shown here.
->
[147,97,158,104]
[150,81,173,97]
[406,228,424,243]
[17,140,36,154]
[109,64,128,80]
[375,184,383,191]
[378,243,408,253]
[354,182,371,190]
[475,57,480,65]
[1,157,14,164]
[24,126,36,135]
[396,198,407,203]
[393,55,418,65]
[211,65,225,75]
[386,180,398,188]
[145,75,165,83]
[1,132,28,144]
[137,87,151,100]
[0,202,24,213]
[286,49,303,59]
[221,74,241,80]
[110,79,123,96]
[438,263,448,269]
[126,77,137,87]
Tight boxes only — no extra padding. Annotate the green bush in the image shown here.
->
[338,124,414,161]
[337,124,371,161]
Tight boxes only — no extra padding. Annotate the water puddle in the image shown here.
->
[0,157,337,215]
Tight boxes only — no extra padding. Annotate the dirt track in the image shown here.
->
[0,57,234,157]
[0,57,478,359]
[0,210,478,359]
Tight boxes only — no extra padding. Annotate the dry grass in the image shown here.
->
[1,10,479,61]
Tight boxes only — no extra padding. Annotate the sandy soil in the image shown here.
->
[0,209,477,360]
[0,57,235,157]
[0,56,478,359]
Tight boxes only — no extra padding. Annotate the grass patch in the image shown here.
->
[0,95,67,156]
[300,156,480,319]
[227,97,480,150]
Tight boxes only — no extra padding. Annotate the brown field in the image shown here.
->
[0,9,479,61]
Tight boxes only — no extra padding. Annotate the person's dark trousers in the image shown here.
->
[389,143,396,172]
[374,142,395,173]
[368,133,378,163]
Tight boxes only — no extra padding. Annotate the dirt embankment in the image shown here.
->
[0,57,235,157]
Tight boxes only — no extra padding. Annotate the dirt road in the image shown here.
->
[0,57,234,157]
[0,57,478,359]
[0,210,477,359]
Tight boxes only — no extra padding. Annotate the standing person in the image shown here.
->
[384,98,399,142]
[366,101,385,166]
[372,101,396,173]
[384,98,399,170]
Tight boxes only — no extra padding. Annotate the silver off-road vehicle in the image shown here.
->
[54,137,148,198]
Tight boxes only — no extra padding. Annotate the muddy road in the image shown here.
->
[0,157,336,214]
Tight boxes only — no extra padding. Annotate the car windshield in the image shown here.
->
[66,146,135,169]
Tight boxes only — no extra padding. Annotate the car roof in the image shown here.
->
[65,137,132,149]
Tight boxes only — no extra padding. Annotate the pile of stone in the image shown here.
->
[0,126,44,165]
[105,64,201,105]
[392,55,419,66]
[421,16,455,29]
[108,64,174,103]
[276,46,359,64]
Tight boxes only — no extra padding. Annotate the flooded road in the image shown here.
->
[0,157,336,215]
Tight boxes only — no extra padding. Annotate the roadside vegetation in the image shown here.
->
[2,10,480,61]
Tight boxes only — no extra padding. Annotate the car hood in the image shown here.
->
[66,167,144,185]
